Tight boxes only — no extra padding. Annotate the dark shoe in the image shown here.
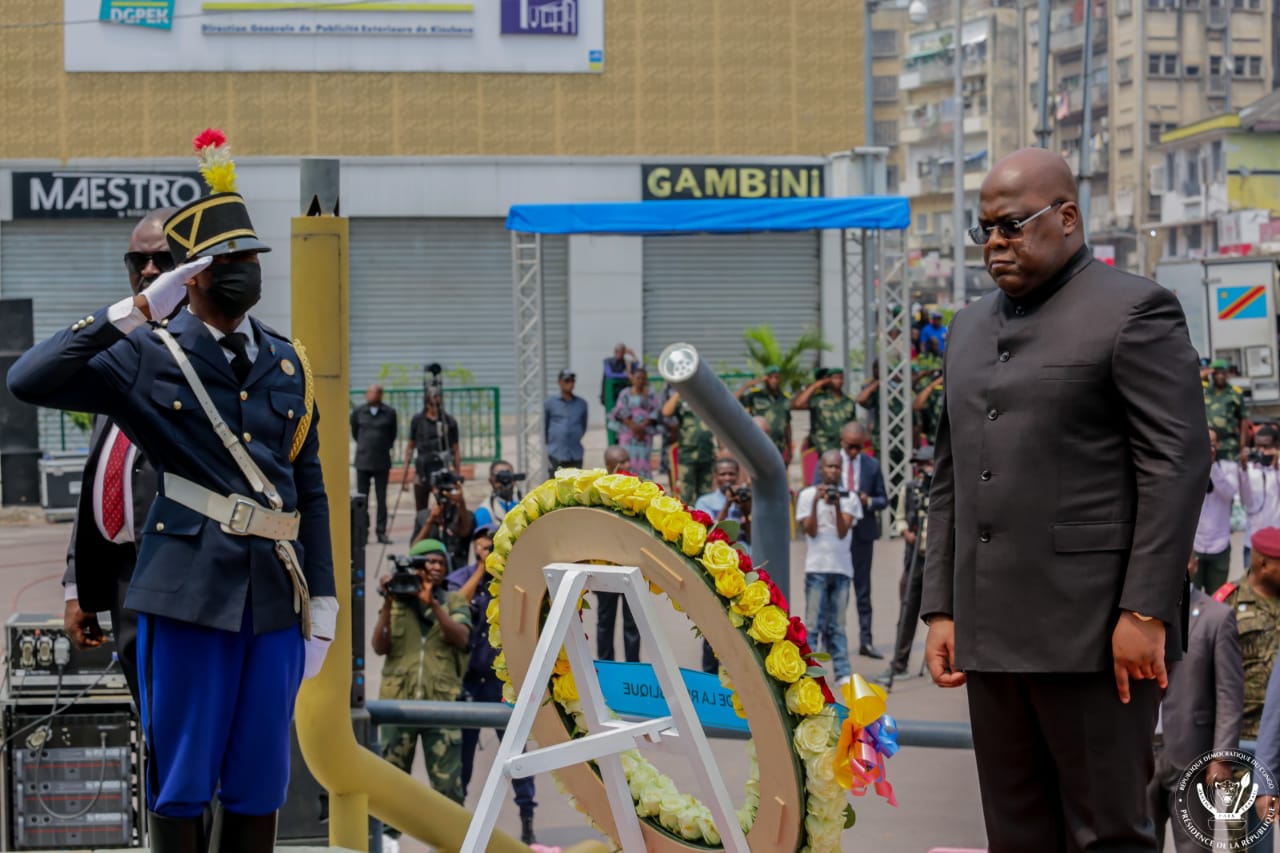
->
[209,804,277,853]
[147,811,206,853]
[859,644,885,660]
[873,664,908,687]
[521,812,537,845]
[377,533,393,544]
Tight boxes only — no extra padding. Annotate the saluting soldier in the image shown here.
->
[6,131,336,853]
[661,389,716,505]
[793,367,858,482]
[1214,527,1280,739]
[737,365,792,463]
[1204,359,1249,461]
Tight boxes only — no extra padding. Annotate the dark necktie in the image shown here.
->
[220,332,252,385]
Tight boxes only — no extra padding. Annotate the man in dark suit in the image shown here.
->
[62,208,174,705]
[1148,552,1243,852]
[921,148,1210,851]
[8,180,336,853]
[351,382,397,544]
[839,421,889,662]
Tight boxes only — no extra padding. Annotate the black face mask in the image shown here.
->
[206,261,262,317]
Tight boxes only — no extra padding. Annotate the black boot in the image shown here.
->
[209,804,278,853]
[148,811,206,853]
[521,812,537,845]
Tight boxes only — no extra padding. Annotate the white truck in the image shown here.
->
[1158,256,1280,411]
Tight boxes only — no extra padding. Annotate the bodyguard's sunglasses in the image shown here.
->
[968,200,1065,245]
[124,251,176,275]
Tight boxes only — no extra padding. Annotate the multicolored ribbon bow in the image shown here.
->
[834,674,899,807]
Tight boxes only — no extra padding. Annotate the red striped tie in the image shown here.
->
[101,432,131,540]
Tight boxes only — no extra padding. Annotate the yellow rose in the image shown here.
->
[680,521,708,556]
[517,492,542,522]
[502,680,517,704]
[644,494,684,531]
[551,671,579,704]
[531,481,559,513]
[553,649,571,676]
[617,481,663,516]
[794,713,838,759]
[492,524,514,558]
[658,510,691,543]
[502,504,530,537]
[648,580,665,596]
[488,622,503,649]
[594,474,639,509]
[493,652,508,681]
[485,596,501,625]
[573,469,607,505]
[765,640,807,683]
[728,610,746,628]
[699,540,741,577]
[486,578,501,598]
[731,690,747,719]
[730,580,771,618]
[785,677,827,716]
[747,605,789,644]
[485,551,506,580]
[715,567,746,599]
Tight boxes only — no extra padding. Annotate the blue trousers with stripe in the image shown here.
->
[137,610,304,818]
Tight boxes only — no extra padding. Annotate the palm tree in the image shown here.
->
[742,325,831,393]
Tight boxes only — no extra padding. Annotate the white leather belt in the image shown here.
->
[163,472,301,540]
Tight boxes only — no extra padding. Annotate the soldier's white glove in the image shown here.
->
[140,257,212,320]
[303,596,339,680]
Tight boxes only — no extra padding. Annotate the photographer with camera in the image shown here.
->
[878,445,935,686]
[411,470,473,570]
[372,539,471,852]
[1239,425,1280,569]
[403,373,460,514]
[796,450,862,689]
[693,457,752,673]
[473,459,525,529]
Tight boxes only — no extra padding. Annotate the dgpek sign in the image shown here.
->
[13,171,205,220]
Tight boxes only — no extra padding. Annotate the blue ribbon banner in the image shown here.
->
[593,660,849,733]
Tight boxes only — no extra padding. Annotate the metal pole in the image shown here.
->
[1078,0,1094,246]
[1035,0,1052,148]
[657,343,790,603]
[951,0,966,305]
[862,3,878,373]
[863,0,875,151]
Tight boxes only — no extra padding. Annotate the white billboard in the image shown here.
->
[65,0,604,73]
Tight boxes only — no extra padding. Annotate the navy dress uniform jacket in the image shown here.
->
[7,305,335,635]
[921,249,1210,672]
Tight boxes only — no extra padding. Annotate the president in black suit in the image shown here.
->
[350,383,397,544]
[1148,553,1243,852]
[62,208,173,705]
[921,148,1210,851]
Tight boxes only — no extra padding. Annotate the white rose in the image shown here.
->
[794,715,837,759]
[804,812,845,852]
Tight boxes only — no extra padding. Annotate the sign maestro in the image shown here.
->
[13,171,205,220]
[643,164,825,201]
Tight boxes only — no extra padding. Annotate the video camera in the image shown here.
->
[823,487,851,505]
[494,470,527,489]
[384,553,429,598]
[1250,449,1276,468]
[424,362,445,400]
[432,469,464,493]
[722,484,751,504]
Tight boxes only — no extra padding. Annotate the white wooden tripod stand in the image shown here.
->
[460,563,750,853]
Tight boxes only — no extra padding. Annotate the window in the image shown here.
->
[1250,56,1263,77]
[873,119,899,145]
[1165,152,1176,191]
[1147,0,1178,8]
[1148,53,1179,76]
[873,75,898,102]
[916,212,929,233]
[872,29,899,58]
[1185,64,1200,77]
[1186,226,1202,251]
[1166,230,1178,258]
[1211,140,1224,180]
[1116,57,1133,83]
[1116,0,1133,14]
[1185,0,1201,9]
[1149,122,1177,145]
[1209,55,1222,75]
[1186,154,1200,187]
[1234,55,1247,75]
[886,165,900,195]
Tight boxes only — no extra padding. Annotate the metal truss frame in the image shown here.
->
[875,227,912,531]
[511,231,546,484]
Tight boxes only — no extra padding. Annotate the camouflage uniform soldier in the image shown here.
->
[662,391,716,504]
[738,365,792,461]
[1205,359,1247,461]
[793,367,858,456]
[373,539,471,820]
[1214,527,1280,739]
[912,368,945,445]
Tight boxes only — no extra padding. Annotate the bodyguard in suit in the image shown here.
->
[62,208,174,705]
[1148,553,1243,852]
[351,382,397,544]
[839,421,889,660]
[7,144,336,853]
[921,148,1210,851]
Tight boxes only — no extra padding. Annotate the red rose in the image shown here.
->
[755,569,772,587]
[689,509,714,528]
[768,584,789,612]
[736,551,753,573]
[707,528,729,544]
[798,641,813,658]
[616,468,636,478]
[817,676,836,705]
[785,616,807,647]
[193,128,227,150]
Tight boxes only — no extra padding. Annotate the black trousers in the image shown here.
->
[891,543,924,673]
[355,468,390,535]
[110,576,140,709]
[850,539,875,647]
[548,457,583,475]
[967,670,1161,853]
[595,592,640,662]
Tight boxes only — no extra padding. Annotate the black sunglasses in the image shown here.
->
[968,200,1065,245]
[124,251,176,275]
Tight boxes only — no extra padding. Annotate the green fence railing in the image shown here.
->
[350,386,501,465]
[602,371,755,445]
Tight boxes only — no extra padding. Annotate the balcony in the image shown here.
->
[899,54,987,91]
[901,168,985,198]
[1054,82,1109,121]
[1050,15,1108,54]
[900,108,989,145]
